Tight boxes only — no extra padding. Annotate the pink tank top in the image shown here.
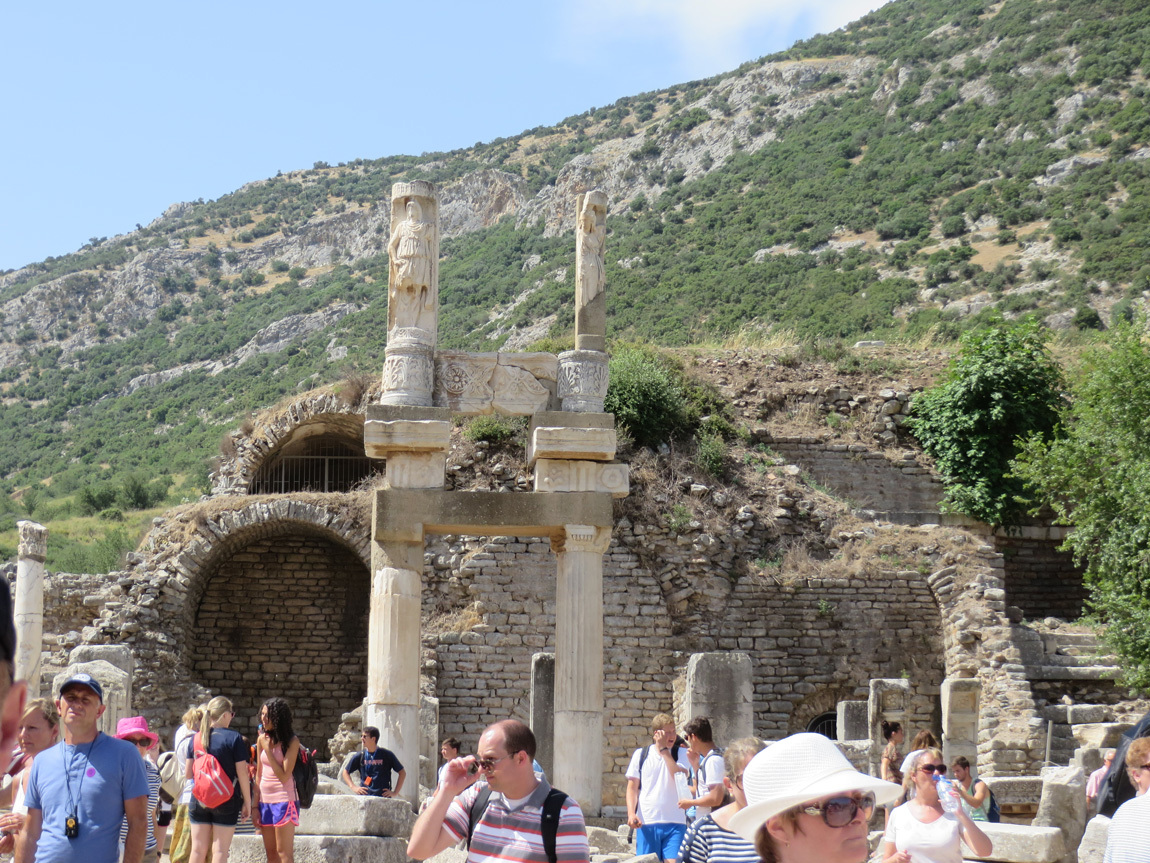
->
[259,743,297,803]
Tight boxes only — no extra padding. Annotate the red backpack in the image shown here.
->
[192,734,234,808]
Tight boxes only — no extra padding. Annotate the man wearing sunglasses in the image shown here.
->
[407,719,588,863]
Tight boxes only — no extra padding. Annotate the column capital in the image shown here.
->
[552,524,612,555]
[17,521,48,562]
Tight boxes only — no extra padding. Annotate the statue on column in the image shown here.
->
[381,181,439,407]
[388,198,437,335]
[576,192,607,310]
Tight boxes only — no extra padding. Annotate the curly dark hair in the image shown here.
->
[262,697,296,751]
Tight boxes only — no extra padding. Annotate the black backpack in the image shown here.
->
[466,784,568,863]
[292,741,319,809]
[1097,708,1150,818]
[636,740,684,791]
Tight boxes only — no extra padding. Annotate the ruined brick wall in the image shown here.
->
[762,436,944,516]
[422,528,946,810]
[191,534,369,756]
[995,530,1086,621]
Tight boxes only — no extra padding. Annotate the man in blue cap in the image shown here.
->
[16,671,149,863]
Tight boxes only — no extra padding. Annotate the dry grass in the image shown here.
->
[720,324,801,351]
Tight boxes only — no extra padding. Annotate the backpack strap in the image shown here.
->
[541,788,567,863]
[466,784,493,848]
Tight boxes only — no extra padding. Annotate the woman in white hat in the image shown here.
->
[728,733,902,863]
[883,748,992,863]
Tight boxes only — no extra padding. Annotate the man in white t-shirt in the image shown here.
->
[626,713,691,863]
[677,716,725,818]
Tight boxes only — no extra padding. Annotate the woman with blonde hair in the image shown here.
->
[678,737,765,863]
[728,733,902,863]
[0,698,59,852]
[170,704,205,863]
[186,696,251,863]
[883,749,992,863]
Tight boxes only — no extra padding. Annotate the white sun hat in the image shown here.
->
[727,733,902,842]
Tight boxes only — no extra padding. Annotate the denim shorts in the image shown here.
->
[189,792,242,826]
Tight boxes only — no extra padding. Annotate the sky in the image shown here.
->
[0,0,886,273]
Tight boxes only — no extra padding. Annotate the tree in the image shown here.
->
[908,315,1063,526]
[1014,317,1150,690]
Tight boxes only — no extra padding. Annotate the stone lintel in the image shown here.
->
[364,419,451,458]
[365,405,451,423]
[374,489,612,543]
[529,426,616,467]
[530,411,615,432]
[535,459,629,498]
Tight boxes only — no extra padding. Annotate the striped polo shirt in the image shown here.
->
[443,779,589,863]
[677,814,759,863]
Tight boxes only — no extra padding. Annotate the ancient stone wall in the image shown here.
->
[193,534,369,755]
[761,436,944,516]
[995,530,1086,621]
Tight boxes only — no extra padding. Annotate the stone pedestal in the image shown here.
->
[552,524,611,815]
[683,653,754,746]
[942,677,981,769]
[557,350,609,413]
[530,653,556,779]
[381,332,435,407]
[837,700,869,742]
[15,521,47,696]
[868,678,910,776]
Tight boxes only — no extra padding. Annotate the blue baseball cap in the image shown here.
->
[59,673,104,701]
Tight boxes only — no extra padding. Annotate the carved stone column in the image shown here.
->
[364,405,450,806]
[557,350,609,413]
[15,521,47,696]
[383,180,439,407]
[551,523,611,815]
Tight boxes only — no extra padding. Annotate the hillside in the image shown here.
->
[4,0,1150,557]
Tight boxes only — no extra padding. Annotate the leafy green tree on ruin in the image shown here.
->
[1014,318,1150,690]
[908,315,1064,527]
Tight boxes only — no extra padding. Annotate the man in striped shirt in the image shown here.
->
[408,720,589,863]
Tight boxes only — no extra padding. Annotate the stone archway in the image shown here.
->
[191,525,369,756]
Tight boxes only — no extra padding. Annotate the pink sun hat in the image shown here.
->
[115,716,159,747]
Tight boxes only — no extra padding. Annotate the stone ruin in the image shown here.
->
[7,181,1149,859]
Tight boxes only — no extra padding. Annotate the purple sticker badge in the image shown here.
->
[87,767,96,777]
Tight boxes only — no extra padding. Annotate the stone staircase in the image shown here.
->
[1013,624,1132,767]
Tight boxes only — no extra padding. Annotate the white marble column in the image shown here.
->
[364,418,449,807]
[15,521,47,696]
[552,523,611,815]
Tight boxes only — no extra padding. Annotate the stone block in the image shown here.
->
[984,776,1045,806]
[586,826,632,854]
[534,460,629,498]
[1072,723,1132,749]
[420,694,439,791]
[942,677,981,768]
[1076,815,1110,863]
[966,824,1066,863]
[1034,765,1087,863]
[68,644,134,677]
[529,426,616,466]
[837,701,869,742]
[230,835,408,863]
[683,653,753,747]
[433,352,557,415]
[364,419,452,457]
[530,653,556,778]
[296,794,415,837]
[374,489,613,543]
[365,405,451,423]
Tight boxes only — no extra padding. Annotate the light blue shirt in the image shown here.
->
[25,733,150,863]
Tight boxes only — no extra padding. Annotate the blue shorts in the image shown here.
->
[637,822,687,861]
[258,800,299,828]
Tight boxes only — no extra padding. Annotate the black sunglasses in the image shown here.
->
[920,763,947,774]
[799,792,876,827]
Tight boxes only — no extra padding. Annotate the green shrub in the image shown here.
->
[604,344,689,447]
[462,415,516,443]
[695,432,728,479]
[271,259,291,273]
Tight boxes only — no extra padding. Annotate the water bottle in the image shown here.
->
[936,776,960,814]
